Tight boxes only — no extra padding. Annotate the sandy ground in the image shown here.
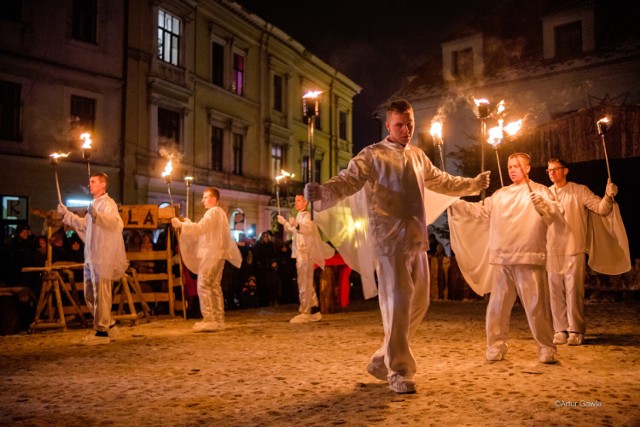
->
[1,298,639,427]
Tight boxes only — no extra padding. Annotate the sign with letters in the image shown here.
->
[2,195,29,221]
[119,205,159,229]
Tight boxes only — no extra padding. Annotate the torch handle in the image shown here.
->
[438,146,446,173]
[307,117,315,220]
[54,169,63,205]
[480,120,487,202]
[495,148,504,187]
[276,188,281,216]
[600,134,612,182]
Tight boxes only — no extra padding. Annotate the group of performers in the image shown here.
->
[56,99,629,396]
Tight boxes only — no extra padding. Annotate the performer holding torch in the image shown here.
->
[545,155,627,347]
[449,153,564,364]
[57,172,128,345]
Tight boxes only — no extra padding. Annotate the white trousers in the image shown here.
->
[487,264,556,356]
[548,254,586,334]
[84,263,113,332]
[369,252,429,379]
[296,255,319,314]
[198,259,225,323]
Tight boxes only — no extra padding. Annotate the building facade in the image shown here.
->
[0,0,361,238]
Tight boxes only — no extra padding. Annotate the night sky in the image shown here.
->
[234,0,487,153]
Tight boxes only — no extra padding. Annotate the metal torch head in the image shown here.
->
[596,117,611,136]
[303,91,321,118]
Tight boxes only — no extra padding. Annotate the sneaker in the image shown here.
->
[539,348,558,364]
[388,374,416,394]
[290,313,312,324]
[567,332,583,346]
[193,321,224,332]
[366,361,388,381]
[553,331,568,344]
[486,344,508,362]
[81,334,110,346]
[309,312,322,322]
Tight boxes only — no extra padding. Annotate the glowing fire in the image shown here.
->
[496,100,506,116]
[303,91,323,99]
[430,121,443,143]
[487,126,503,147]
[474,98,489,106]
[80,132,93,149]
[275,169,295,183]
[596,117,611,135]
[161,159,173,180]
[49,152,71,165]
[503,119,523,137]
[184,176,194,186]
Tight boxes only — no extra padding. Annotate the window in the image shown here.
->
[157,9,180,66]
[0,0,22,22]
[70,95,96,131]
[232,133,243,175]
[232,53,244,95]
[273,74,283,112]
[271,145,283,177]
[301,156,321,183]
[158,107,180,147]
[212,42,225,87]
[211,126,223,171]
[555,21,582,59]
[0,81,21,141]
[452,48,474,79]
[339,111,347,140]
[72,0,97,43]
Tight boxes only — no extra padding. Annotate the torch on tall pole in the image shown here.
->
[161,159,175,217]
[80,132,93,180]
[430,120,446,172]
[184,176,193,220]
[475,99,491,201]
[303,91,322,219]
[275,169,295,216]
[49,152,70,205]
[596,117,613,182]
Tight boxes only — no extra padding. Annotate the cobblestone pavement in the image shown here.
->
[1,299,639,426]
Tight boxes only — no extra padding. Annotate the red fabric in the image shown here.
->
[317,254,352,307]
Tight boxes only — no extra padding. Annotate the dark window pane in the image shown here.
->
[72,0,97,43]
[0,81,22,141]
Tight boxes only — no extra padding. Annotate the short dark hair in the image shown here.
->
[387,99,413,116]
[204,187,220,200]
[91,172,109,188]
[548,158,568,168]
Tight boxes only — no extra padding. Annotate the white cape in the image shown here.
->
[587,204,631,275]
[315,187,458,299]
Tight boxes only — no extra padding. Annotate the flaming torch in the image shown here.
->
[275,169,295,216]
[80,132,93,179]
[430,120,446,172]
[596,117,612,182]
[49,152,70,205]
[303,91,322,219]
[161,159,175,217]
[487,125,505,187]
[184,176,193,220]
[475,98,491,200]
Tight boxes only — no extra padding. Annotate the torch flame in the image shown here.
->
[496,100,506,116]
[80,132,93,149]
[275,169,295,183]
[161,159,173,179]
[503,119,523,137]
[430,121,443,141]
[303,91,323,99]
[474,98,489,106]
[596,117,612,136]
[50,152,70,160]
[487,126,504,147]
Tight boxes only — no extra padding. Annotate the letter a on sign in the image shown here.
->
[120,205,159,229]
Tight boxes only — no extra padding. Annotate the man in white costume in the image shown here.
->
[58,172,128,345]
[172,187,242,332]
[545,158,623,346]
[277,194,334,323]
[449,153,563,364]
[305,99,490,394]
